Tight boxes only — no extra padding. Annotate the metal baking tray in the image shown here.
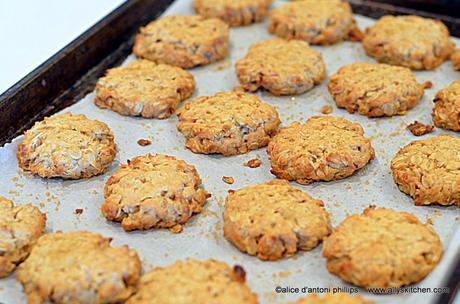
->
[0,0,459,303]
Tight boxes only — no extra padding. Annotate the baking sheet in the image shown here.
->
[1,0,460,303]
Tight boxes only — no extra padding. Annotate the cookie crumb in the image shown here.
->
[244,159,261,168]
[407,121,434,136]
[137,139,152,146]
[233,265,246,283]
[222,176,235,184]
[169,224,183,234]
[320,105,333,114]
[423,81,433,89]
[75,208,84,215]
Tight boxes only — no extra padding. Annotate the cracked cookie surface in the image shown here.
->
[95,60,195,119]
[177,91,280,156]
[362,15,454,70]
[17,113,117,179]
[268,0,360,45]
[391,135,460,206]
[194,0,273,27]
[0,197,46,278]
[16,231,141,304]
[236,39,325,95]
[101,154,209,232]
[223,180,331,261]
[133,15,229,68]
[432,80,460,131]
[127,259,258,304]
[323,207,442,288]
[267,116,374,184]
[291,293,374,304]
[328,63,426,117]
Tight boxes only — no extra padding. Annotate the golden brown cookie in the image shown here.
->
[452,49,460,70]
[194,0,273,27]
[223,180,332,261]
[101,154,209,232]
[17,113,117,179]
[432,80,460,131]
[16,231,142,304]
[362,15,455,70]
[133,16,229,68]
[391,135,460,206]
[127,259,258,304]
[328,63,426,117]
[177,91,280,156]
[267,116,375,184]
[268,0,361,45]
[323,207,442,288]
[236,39,326,95]
[95,60,195,119]
[0,197,46,278]
[290,293,374,304]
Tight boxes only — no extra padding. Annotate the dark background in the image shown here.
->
[375,0,460,17]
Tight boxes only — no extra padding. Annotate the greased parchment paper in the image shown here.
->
[1,1,459,303]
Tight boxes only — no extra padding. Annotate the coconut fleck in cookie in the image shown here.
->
[133,15,229,68]
[452,49,460,70]
[17,113,116,179]
[223,180,331,261]
[267,116,374,184]
[0,197,46,278]
[101,154,209,232]
[16,231,141,304]
[194,0,273,27]
[268,0,362,45]
[291,293,374,304]
[236,39,326,96]
[328,63,427,117]
[362,15,455,70]
[95,60,195,119]
[323,207,442,288]
[432,80,460,131]
[177,91,280,156]
[127,259,258,304]
[391,135,460,206]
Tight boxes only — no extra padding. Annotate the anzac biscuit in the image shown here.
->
[95,60,195,119]
[391,135,460,206]
[101,154,209,232]
[194,0,273,27]
[268,0,361,45]
[432,80,460,131]
[133,16,229,68]
[452,49,460,70]
[177,91,280,156]
[362,15,455,70]
[328,63,426,117]
[267,116,374,184]
[17,113,116,179]
[323,207,442,288]
[236,39,326,95]
[290,293,374,304]
[16,231,142,304]
[223,180,332,261]
[0,197,46,277]
[127,259,258,304]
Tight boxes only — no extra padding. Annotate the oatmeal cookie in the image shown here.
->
[95,60,195,119]
[291,293,374,304]
[362,15,455,70]
[235,39,326,95]
[127,259,258,304]
[323,207,442,288]
[267,116,375,184]
[101,154,209,232]
[16,231,141,304]
[177,91,280,156]
[223,180,332,261]
[133,15,229,68]
[391,135,460,206]
[268,0,361,45]
[328,63,426,117]
[0,197,46,277]
[17,113,116,179]
[194,0,272,27]
[452,49,460,70]
[432,80,460,131]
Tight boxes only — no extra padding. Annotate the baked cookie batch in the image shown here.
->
[4,0,460,303]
